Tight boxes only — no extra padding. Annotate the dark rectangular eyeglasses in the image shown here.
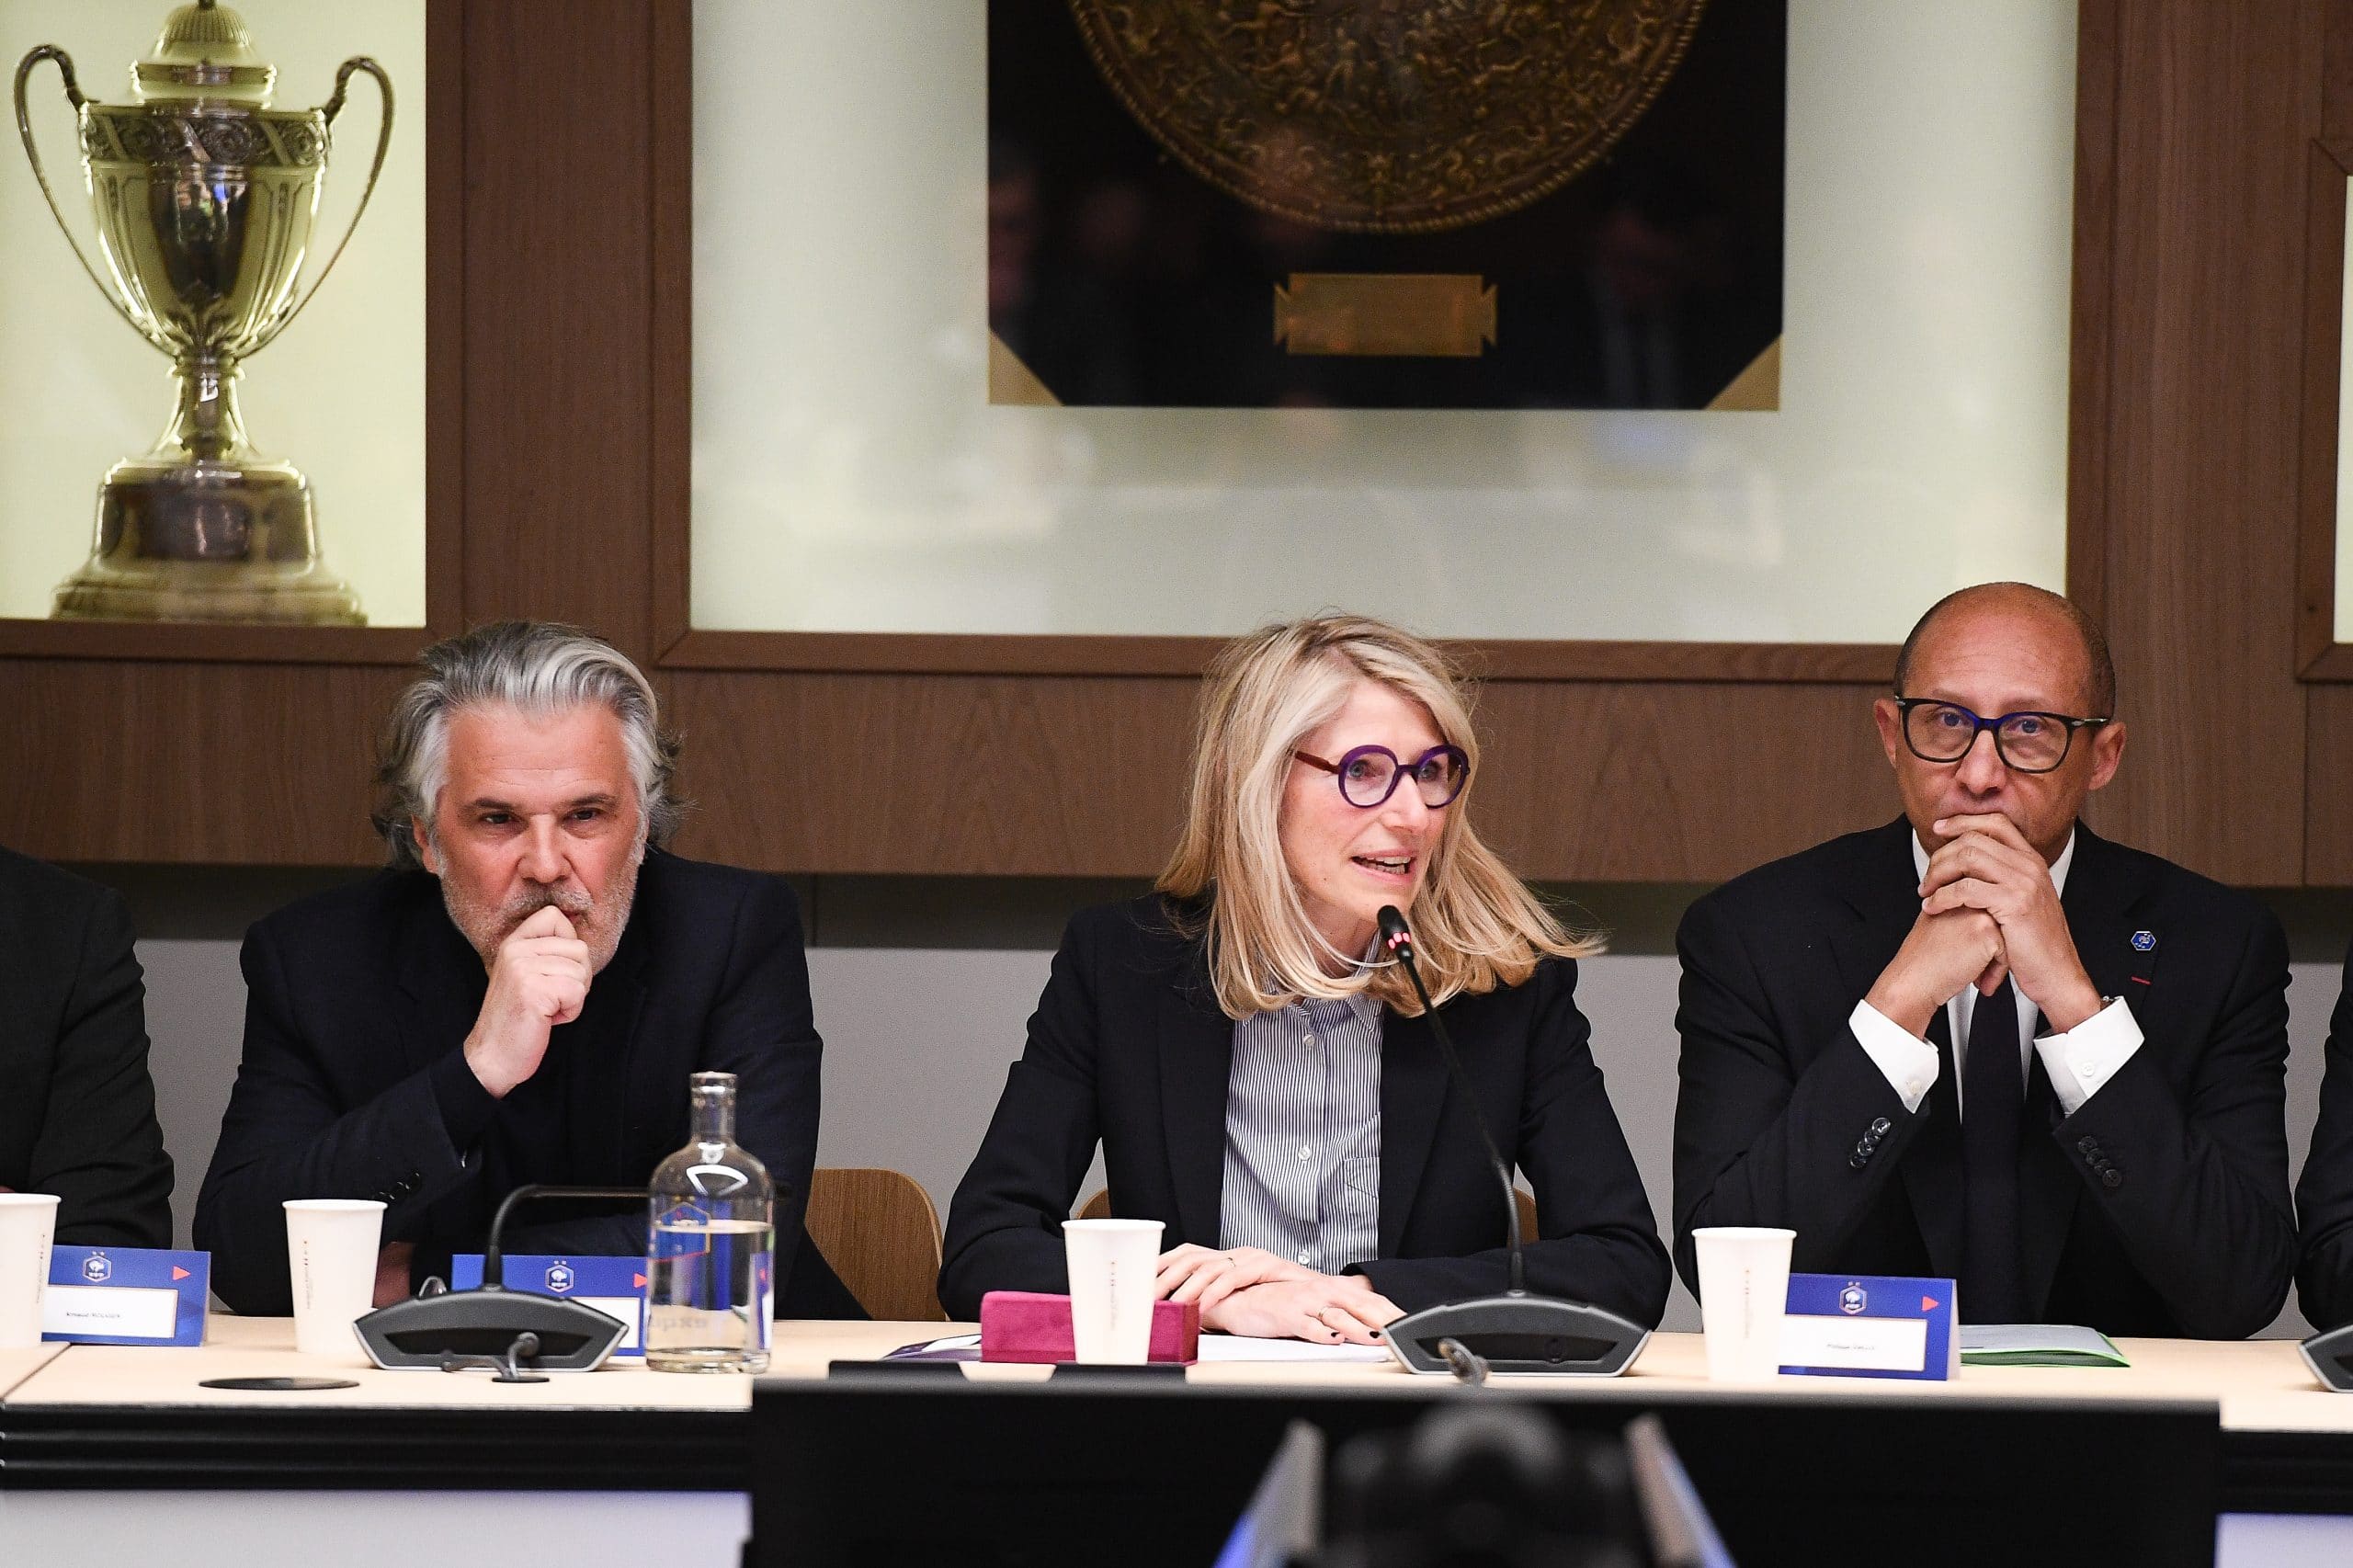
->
[1893,696,2110,774]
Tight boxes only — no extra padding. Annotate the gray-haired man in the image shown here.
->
[196,621,858,1317]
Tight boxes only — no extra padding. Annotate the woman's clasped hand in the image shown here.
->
[1154,1242,1404,1345]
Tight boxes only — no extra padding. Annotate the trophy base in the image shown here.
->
[52,454,366,626]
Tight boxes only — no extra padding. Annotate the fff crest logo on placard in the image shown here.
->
[81,1252,112,1284]
[544,1262,576,1294]
[1838,1282,1869,1315]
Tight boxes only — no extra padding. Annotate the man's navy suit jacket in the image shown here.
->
[196,849,857,1317]
[938,894,1671,1326]
[1673,818,2293,1338]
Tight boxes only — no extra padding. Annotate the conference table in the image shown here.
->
[3,1317,2351,1564]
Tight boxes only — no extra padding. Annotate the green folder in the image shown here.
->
[1958,1324,2131,1367]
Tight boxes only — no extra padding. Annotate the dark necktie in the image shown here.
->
[1960,975,2027,1322]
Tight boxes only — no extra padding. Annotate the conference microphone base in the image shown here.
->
[351,1183,649,1374]
[2300,1322,2353,1392]
[354,1285,630,1373]
[1383,1291,1651,1378]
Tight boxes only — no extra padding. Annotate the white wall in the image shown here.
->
[137,932,2343,1338]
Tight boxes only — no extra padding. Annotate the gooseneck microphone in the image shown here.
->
[481,1183,646,1286]
[1371,904,1650,1379]
[352,1183,648,1375]
[1378,905,1527,1296]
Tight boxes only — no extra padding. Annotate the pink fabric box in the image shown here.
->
[977,1290,1199,1364]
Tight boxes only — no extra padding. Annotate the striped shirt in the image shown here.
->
[1219,992,1383,1273]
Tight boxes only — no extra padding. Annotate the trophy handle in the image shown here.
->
[264,55,394,350]
[13,45,171,355]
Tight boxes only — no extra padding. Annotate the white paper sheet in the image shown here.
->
[1194,1335,1395,1364]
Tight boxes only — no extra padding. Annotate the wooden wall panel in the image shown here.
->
[2306,0,2353,882]
[458,0,654,653]
[2063,0,2117,627]
[663,673,1897,883]
[1470,683,1894,883]
[2085,0,2313,884]
[0,665,404,864]
[424,0,467,630]
[665,673,1200,878]
[2334,0,2353,142]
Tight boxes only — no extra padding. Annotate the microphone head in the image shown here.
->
[1376,904,1414,960]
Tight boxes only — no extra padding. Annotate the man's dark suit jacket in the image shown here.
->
[2295,941,2353,1330]
[938,895,1671,1326]
[1673,818,2293,1339]
[195,849,858,1318]
[0,848,172,1246]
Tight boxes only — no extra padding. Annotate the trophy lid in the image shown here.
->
[132,0,276,107]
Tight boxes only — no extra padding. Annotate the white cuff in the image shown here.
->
[1848,1000,1940,1114]
[2033,997,2144,1117]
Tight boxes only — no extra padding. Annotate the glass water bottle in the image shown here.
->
[644,1072,774,1372]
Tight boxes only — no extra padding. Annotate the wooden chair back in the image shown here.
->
[804,1167,946,1323]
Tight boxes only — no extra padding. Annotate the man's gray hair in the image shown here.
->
[372,620,685,869]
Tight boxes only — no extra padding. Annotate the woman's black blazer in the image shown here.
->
[938,895,1669,1325]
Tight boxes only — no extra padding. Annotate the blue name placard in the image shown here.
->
[1778,1272,1958,1381]
[449,1255,644,1357]
[43,1247,209,1346]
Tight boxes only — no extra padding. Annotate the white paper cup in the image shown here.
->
[0,1194,60,1349]
[1063,1218,1164,1364]
[284,1199,386,1358]
[1693,1225,1796,1381]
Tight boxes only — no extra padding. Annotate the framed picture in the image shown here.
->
[687,1,2072,665]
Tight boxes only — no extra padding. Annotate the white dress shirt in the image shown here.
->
[1847,829,2143,1119]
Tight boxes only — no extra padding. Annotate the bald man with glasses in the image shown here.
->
[1671,583,2293,1339]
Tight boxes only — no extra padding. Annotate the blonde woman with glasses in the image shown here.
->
[938,615,1669,1343]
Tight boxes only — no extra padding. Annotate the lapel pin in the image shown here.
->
[2130,931,2156,951]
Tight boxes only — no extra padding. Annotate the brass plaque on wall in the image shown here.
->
[1273,273,1497,357]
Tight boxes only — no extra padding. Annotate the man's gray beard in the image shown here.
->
[439,838,643,972]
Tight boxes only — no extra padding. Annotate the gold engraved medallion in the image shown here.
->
[1066,0,1708,234]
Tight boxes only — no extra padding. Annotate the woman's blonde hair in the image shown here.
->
[1156,614,1596,1018]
